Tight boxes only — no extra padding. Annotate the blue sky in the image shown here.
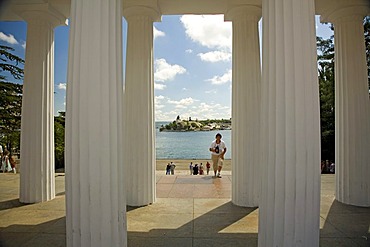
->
[0,15,333,121]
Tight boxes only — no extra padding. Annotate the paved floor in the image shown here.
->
[0,172,369,247]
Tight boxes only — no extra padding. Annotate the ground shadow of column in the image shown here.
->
[0,217,66,247]
[320,200,370,247]
[127,201,258,247]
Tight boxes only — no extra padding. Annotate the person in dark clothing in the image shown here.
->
[193,164,199,175]
[166,163,171,175]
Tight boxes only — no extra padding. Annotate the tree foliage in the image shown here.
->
[316,18,370,162]
[54,112,65,169]
[317,35,335,161]
[0,45,24,81]
[0,45,24,154]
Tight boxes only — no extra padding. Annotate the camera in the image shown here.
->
[215,146,219,154]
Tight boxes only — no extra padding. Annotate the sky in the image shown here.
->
[0,15,333,121]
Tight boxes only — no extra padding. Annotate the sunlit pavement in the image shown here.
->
[0,172,369,247]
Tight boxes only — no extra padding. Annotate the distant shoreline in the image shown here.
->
[159,118,231,132]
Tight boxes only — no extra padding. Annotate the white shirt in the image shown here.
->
[209,140,226,155]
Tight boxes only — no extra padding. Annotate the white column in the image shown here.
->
[259,0,321,246]
[225,6,262,207]
[17,4,66,203]
[65,0,126,246]
[123,6,160,206]
[322,6,370,206]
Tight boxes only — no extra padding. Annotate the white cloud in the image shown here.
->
[57,83,67,90]
[198,51,231,62]
[180,15,231,50]
[175,104,187,109]
[156,95,165,99]
[206,69,232,85]
[155,95,166,110]
[21,41,26,49]
[154,83,167,90]
[154,100,231,121]
[154,26,165,40]
[170,101,231,121]
[195,102,231,118]
[182,88,188,91]
[0,32,18,45]
[155,95,165,103]
[156,104,165,109]
[205,89,217,94]
[154,58,186,82]
[168,97,195,106]
[185,49,193,53]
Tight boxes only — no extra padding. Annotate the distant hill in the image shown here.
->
[159,117,231,132]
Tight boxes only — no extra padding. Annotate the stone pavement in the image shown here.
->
[0,172,369,247]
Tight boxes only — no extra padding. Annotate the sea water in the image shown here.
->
[155,122,231,159]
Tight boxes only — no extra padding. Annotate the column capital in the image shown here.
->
[225,5,262,22]
[320,5,369,24]
[11,3,67,27]
[123,6,161,22]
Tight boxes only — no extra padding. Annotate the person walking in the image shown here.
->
[209,133,227,178]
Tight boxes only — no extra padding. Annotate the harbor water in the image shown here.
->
[155,122,232,159]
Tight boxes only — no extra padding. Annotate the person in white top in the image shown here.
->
[1,150,12,173]
[209,133,227,178]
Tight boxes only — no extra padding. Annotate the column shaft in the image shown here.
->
[259,0,321,246]
[333,15,370,206]
[20,18,55,203]
[226,6,262,207]
[124,11,157,206]
[65,0,126,246]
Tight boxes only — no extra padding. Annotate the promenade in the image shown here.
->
[0,171,369,247]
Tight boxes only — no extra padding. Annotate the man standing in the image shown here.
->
[170,161,176,175]
[209,133,227,178]
[189,162,193,175]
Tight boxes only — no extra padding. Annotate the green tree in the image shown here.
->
[317,35,335,161]
[0,45,24,154]
[316,18,369,162]
[54,111,65,169]
[0,45,24,81]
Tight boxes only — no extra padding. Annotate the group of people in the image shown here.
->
[0,145,16,174]
[189,162,210,175]
[321,160,335,174]
[165,162,176,175]
[164,133,227,178]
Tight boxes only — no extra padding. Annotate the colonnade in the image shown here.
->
[9,0,370,246]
